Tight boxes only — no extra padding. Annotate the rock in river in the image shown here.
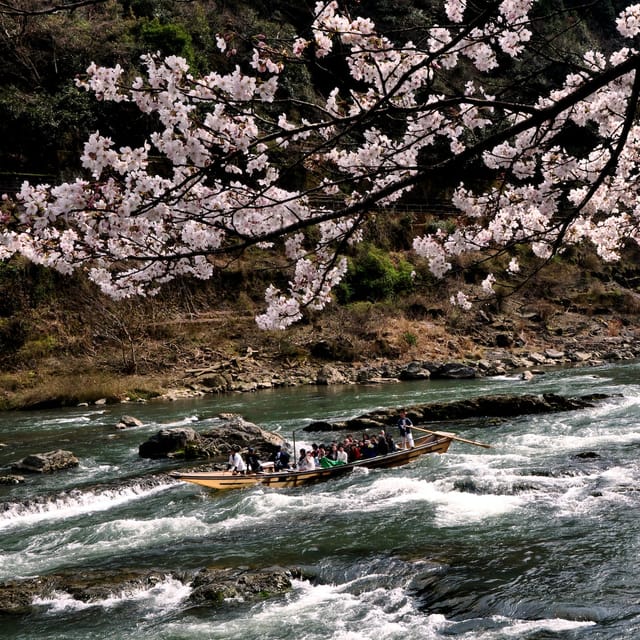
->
[11,449,79,474]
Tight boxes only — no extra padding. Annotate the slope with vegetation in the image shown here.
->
[0,0,639,408]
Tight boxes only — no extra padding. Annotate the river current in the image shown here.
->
[1,362,640,639]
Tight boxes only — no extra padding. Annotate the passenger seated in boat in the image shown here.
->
[227,446,247,475]
[298,450,316,471]
[386,433,397,452]
[377,432,389,456]
[336,444,348,463]
[319,450,346,468]
[347,440,361,462]
[271,445,291,471]
[361,436,378,458]
[245,447,263,473]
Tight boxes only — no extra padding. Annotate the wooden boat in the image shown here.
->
[169,432,453,491]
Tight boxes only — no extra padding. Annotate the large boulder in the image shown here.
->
[138,416,286,461]
[316,365,348,385]
[138,427,202,459]
[302,393,607,432]
[399,361,431,380]
[431,363,477,379]
[11,450,79,474]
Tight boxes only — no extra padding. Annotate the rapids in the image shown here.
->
[2,362,640,639]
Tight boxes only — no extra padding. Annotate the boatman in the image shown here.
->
[227,445,247,475]
[397,408,415,449]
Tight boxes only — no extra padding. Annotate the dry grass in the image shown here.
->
[0,370,167,410]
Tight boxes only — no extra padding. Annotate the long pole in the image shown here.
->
[292,430,297,467]
[412,425,492,449]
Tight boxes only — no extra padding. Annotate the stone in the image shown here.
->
[138,427,201,459]
[11,450,79,474]
[398,361,431,380]
[199,373,232,392]
[115,415,143,429]
[316,365,347,385]
[138,417,285,461]
[495,333,513,347]
[0,567,293,616]
[188,568,292,605]
[431,363,477,379]
[302,392,606,432]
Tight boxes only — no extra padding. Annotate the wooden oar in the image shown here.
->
[412,425,492,449]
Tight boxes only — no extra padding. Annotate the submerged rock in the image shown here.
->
[188,567,293,605]
[0,567,293,616]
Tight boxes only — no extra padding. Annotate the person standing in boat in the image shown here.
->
[397,409,415,449]
[227,445,247,475]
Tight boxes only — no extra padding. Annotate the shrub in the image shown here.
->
[402,331,418,347]
[17,336,58,362]
[136,19,194,65]
[336,244,415,303]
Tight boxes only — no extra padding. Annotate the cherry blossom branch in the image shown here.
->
[4,0,640,327]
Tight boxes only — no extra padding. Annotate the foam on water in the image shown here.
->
[241,474,524,529]
[161,578,449,640]
[0,480,176,531]
[156,576,599,640]
[32,575,191,614]
[0,514,208,579]
[452,615,596,638]
[159,415,200,428]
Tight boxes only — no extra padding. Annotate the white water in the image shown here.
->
[2,363,640,638]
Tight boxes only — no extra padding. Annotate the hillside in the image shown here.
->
[1,244,638,410]
[1,1,639,409]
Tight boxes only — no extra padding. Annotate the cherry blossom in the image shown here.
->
[3,1,640,328]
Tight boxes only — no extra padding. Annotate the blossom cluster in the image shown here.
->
[2,1,640,326]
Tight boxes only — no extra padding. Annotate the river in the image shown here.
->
[1,362,640,639]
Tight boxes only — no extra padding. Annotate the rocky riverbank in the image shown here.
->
[2,274,639,411]
[160,332,640,402]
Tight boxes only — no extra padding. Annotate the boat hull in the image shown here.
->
[170,434,451,491]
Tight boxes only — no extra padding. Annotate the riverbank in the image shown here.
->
[0,265,638,410]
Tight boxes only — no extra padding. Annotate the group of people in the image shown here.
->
[227,409,416,474]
